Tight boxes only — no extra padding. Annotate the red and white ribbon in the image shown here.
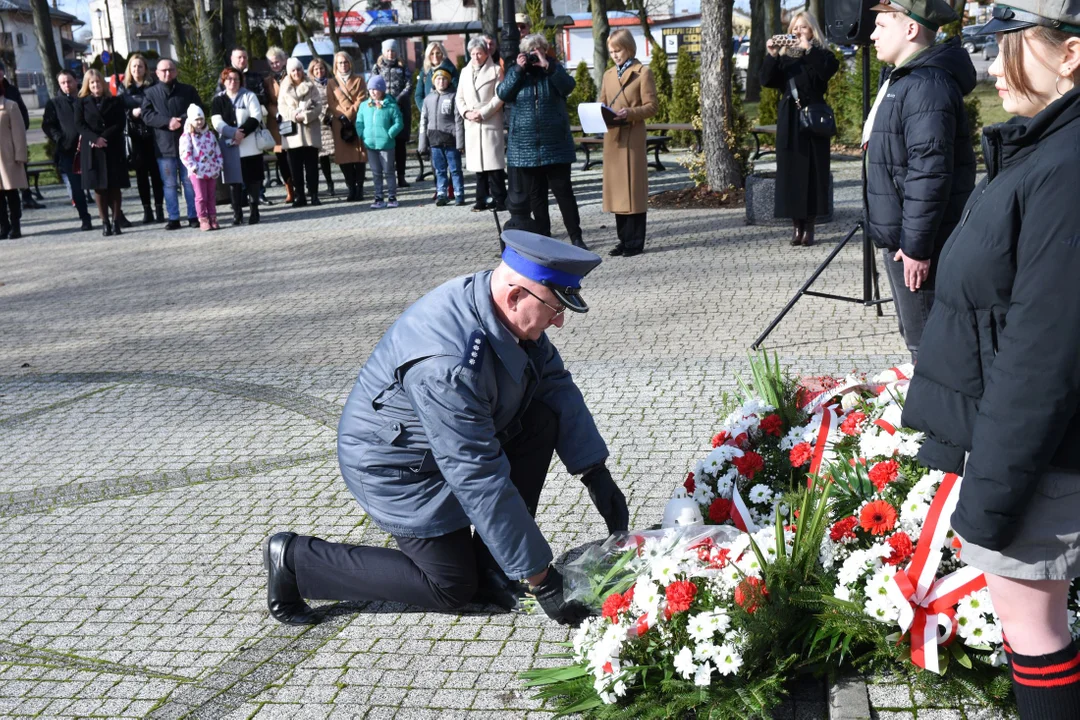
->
[731,483,759,534]
[808,407,841,484]
[884,472,987,674]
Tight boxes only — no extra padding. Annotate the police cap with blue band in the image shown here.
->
[977,0,1080,34]
[501,230,602,313]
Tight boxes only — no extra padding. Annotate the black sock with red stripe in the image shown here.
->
[1010,640,1080,719]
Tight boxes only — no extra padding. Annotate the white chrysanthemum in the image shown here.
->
[860,428,902,461]
[819,538,837,569]
[896,431,925,457]
[633,582,663,615]
[865,566,897,600]
[650,556,682,585]
[713,644,743,675]
[833,583,852,602]
[688,613,716,643]
[572,618,595,658]
[673,646,696,679]
[749,484,773,504]
[840,392,863,411]
[864,597,899,623]
[879,403,903,430]
[713,469,737,498]
[959,616,993,645]
[694,661,715,687]
[692,482,716,506]
[613,679,628,697]
[694,641,719,662]
[900,499,932,532]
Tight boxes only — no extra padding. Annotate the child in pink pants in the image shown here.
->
[179,104,223,231]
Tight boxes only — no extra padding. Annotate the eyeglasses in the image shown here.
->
[509,284,565,316]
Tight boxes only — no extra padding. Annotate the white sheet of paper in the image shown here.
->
[578,103,610,134]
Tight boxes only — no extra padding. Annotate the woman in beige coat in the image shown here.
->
[278,57,323,206]
[457,37,506,212]
[327,51,368,202]
[600,29,657,257]
[0,92,28,239]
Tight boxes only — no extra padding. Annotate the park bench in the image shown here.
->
[26,161,53,200]
[750,124,777,160]
[570,130,672,172]
[263,154,283,187]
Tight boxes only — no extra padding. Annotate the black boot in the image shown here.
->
[472,567,528,611]
[248,200,260,225]
[790,219,804,247]
[231,207,244,226]
[141,205,154,224]
[117,212,133,229]
[102,219,113,237]
[310,194,321,206]
[112,217,122,236]
[155,204,165,222]
[570,235,589,251]
[264,532,319,625]
[8,220,20,239]
[803,219,815,247]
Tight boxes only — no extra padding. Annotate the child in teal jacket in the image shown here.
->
[355,75,404,208]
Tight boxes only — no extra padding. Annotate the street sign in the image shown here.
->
[323,9,399,34]
[101,50,111,64]
[662,26,701,57]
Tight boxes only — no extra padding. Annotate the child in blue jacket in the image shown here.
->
[355,74,404,209]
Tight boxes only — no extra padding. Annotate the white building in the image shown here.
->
[0,0,86,103]
[88,0,175,61]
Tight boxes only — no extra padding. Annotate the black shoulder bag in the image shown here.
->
[788,76,836,139]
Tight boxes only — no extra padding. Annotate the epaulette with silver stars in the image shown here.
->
[463,330,486,371]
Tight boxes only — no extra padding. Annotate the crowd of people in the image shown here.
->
[0,29,660,255]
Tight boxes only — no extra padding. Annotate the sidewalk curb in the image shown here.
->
[829,674,872,720]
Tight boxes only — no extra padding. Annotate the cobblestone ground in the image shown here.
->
[0,154,1011,719]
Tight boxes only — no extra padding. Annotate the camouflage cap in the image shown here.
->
[979,0,1080,34]
[871,0,960,30]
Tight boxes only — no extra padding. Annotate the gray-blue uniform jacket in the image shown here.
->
[337,270,609,580]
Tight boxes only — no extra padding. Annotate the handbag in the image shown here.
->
[254,126,276,151]
[338,115,357,143]
[788,78,836,139]
[277,115,297,137]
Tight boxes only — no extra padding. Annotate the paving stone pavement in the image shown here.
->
[0,154,1012,718]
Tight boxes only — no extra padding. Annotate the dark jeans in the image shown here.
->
[57,151,91,221]
[508,164,582,242]
[0,190,21,226]
[616,212,647,252]
[286,146,320,201]
[881,249,936,363]
[291,401,558,611]
[475,170,506,207]
[132,137,163,209]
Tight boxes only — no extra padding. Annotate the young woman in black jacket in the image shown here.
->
[760,11,838,247]
[120,54,163,224]
[902,5,1080,717]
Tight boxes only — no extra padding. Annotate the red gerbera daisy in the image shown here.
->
[859,500,898,536]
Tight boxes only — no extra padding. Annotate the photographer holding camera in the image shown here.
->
[497,34,586,249]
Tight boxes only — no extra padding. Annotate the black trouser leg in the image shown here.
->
[475,172,490,207]
[526,167,552,237]
[505,166,534,231]
[471,401,559,577]
[286,148,307,201]
[545,163,582,242]
[230,184,245,221]
[490,169,507,206]
[276,150,292,184]
[0,191,10,232]
[395,114,410,183]
[305,149,320,199]
[136,165,153,209]
[291,528,479,611]
[320,155,334,194]
[616,212,647,252]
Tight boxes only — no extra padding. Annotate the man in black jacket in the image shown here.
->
[865,0,976,361]
[216,47,267,106]
[41,71,93,230]
[141,58,202,230]
[0,61,45,210]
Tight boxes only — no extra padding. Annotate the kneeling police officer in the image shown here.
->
[264,231,629,626]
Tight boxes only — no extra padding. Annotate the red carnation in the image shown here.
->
[829,516,859,542]
[732,450,764,479]
[709,497,733,523]
[733,432,749,448]
[601,591,631,623]
[840,411,867,436]
[789,442,813,468]
[665,580,698,614]
[860,500,898,536]
[623,584,635,603]
[760,413,784,437]
[869,460,900,491]
[709,547,731,569]
[711,431,730,448]
[683,471,696,494]
[886,531,914,566]
[735,576,769,614]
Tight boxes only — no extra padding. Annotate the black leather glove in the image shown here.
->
[530,566,591,626]
[582,465,630,534]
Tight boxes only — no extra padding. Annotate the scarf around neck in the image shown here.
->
[616,58,637,79]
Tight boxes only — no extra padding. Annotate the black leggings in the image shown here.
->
[286,147,319,201]
[94,188,123,223]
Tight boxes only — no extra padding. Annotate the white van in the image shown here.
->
[290,37,369,76]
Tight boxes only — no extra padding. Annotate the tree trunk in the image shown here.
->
[167,0,187,59]
[237,0,251,53]
[29,0,61,96]
[591,0,609,90]
[292,1,321,61]
[326,0,340,52]
[701,0,742,190]
[194,0,221,65]
[809,0,825,32]
[481,0,499,41]
[746,0,765,101]
[220,0,237,59]
[629,0,659,53]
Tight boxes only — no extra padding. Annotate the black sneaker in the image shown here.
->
[188,218,199,228]
[165,220,183,230]
[80,218,93,231]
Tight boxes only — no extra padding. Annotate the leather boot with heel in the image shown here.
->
[790,219,804,246]
[802,219,815,247]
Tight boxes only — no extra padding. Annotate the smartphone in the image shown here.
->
[770,34,799,46]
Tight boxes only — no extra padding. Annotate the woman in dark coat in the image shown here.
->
[760,11,838,247]
[119,54,163,223]
[74,69,130,237]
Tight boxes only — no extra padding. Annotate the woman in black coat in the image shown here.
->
[74,69,130,237]
[902,13,1080,718]
[760,11,838,247]
[119,54,163,224]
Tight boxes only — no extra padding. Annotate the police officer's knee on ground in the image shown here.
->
[264,231,629,627]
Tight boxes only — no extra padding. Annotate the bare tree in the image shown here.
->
[220,0,237,56]
[480,0,499,40]
[701,0,742,190]
[746,0,781,102]
[237,0,252,52]
[194,0,223,66]
[626,0,661,53]
[29,0,61,96]
[326,0,341,52]
[167,0,188,59]
[591,0,609,90]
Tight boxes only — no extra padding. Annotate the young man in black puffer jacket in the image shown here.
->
[865,0,977,361]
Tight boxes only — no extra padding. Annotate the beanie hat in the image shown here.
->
[368,74,386,93]
[432,68,452,82]
[286,57,303,73]
[382,39,397,53]
[187,104,204,122]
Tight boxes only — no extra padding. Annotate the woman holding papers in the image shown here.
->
[600,29,657,257]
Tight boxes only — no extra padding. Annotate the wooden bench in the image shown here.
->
[263,154,283,187]
[574,135,672,172]
[26,161,53,199]
[646,123,702,152]
[750,124,777,160]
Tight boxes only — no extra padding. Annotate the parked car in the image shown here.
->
[735,43,749,71]
[982,35,999,61]
[961,24,991,53]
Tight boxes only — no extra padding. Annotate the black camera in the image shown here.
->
[523,52,542,68]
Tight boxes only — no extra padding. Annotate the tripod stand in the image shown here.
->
[750,49,891,350]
